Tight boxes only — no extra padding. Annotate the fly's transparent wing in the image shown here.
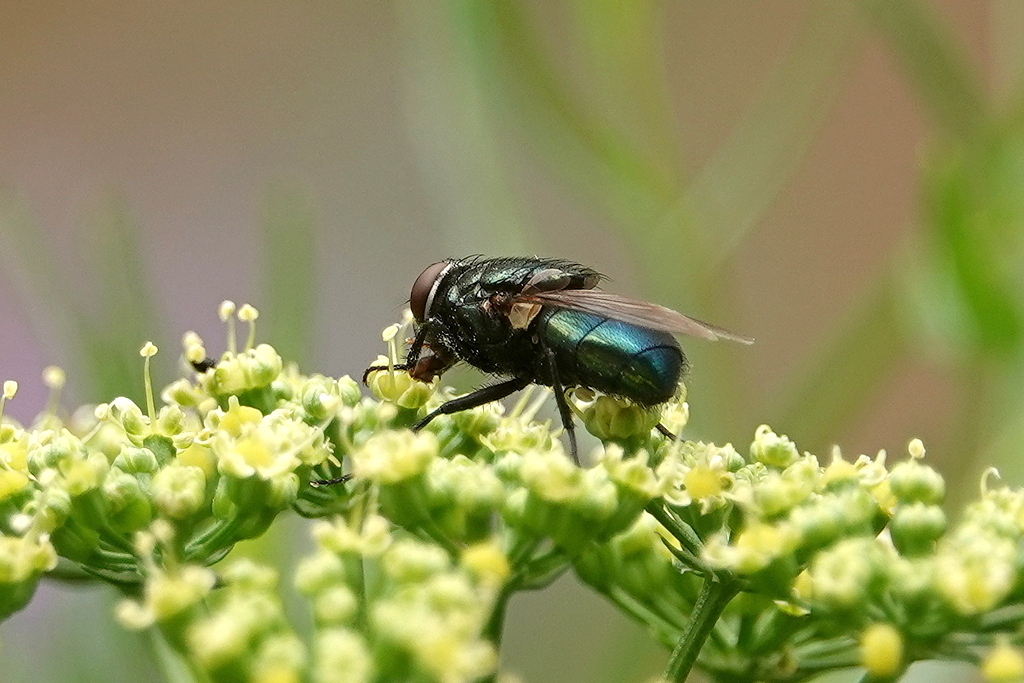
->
[527,289,754,344]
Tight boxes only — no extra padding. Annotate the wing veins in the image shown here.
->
[525,290,754,344]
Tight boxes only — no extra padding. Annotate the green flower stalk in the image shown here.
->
[7,307,1024,683]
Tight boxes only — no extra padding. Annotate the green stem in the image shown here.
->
[662,575,740,683]
[478,586,514,683]
[483,584,514,647]
[151,628,205,683]
[645,500,702,552]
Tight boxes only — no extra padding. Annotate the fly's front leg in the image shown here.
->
[361,324,430,385]
[544,347,579,464]
[413,376,531,431]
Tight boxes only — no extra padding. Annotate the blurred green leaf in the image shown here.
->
[398,0,533,254]
[774,274,907,452]
[568,0,681,181]
[922,142,1023,356]
[859,0,984,138]
[78,194,161,403]
[0,190,158,404]
[458,0,676,223]
[259,184,318,367]
[653,1,864,289]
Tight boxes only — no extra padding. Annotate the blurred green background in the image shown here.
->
[2,1,1024,681]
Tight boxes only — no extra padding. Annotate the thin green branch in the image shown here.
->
[663,576,740,683]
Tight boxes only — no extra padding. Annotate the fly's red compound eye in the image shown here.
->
[410,261,450,321]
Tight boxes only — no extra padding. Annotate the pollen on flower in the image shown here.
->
[461,541,511,586]
[684,464,727,500]
[140,341,158,358]
[219,300,237,321]
[0,470,29,502]
[215,398,265,436]
[2,381,17,400]
[42,366,65,390]
[238,304,259,322]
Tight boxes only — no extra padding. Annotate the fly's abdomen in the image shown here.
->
[537,308,685,405]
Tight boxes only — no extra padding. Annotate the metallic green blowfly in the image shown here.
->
[366,256,753,461]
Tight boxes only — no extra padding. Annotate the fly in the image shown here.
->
[367,256,753,462]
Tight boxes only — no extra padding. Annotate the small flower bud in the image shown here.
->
[366,367,434,410]
[266,472,300,508]
[221,558,278,590]
[300,386,341,423]
[482,420,555,455]
[888,459,945,505]
[799,537,882,608]
[462,541,511,586]
[117,565,216,629]
[450,402,503,438]
[206,345,283,395]
[103,470,154,533]
[935,532,1015,614]
[187,612,252,670]
[859,623,903,678]
[889,503,946,556]
[382,539,450,583]
[109,397,148,437]
[113,446,159,474]
[336,377,362,407]
[62,452,109,496]
[253,634,305,683]
[313,585,359,626]
[156,405,186,435]
[703,521,799,575]
[351,431,437,484]
[599,445,658,499]
[581,395,660,441]
[152,465,207,519]
[314,629,371,683]
[750,425,799,468]
[295,550,346,596]
[982,640,1024,683]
